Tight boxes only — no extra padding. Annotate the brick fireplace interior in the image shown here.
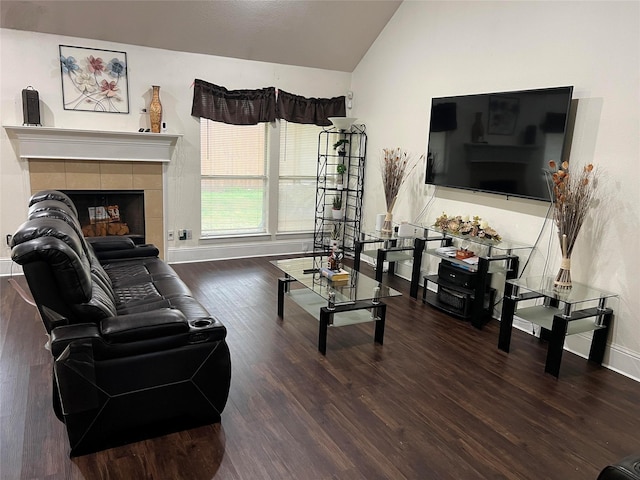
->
[28,159,164,258]
[62,190,146,243]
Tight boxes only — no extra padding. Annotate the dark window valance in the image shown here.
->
[191,79,276,125]
[276,90,346,126]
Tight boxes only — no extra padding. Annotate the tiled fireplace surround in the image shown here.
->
[28,159,164,258]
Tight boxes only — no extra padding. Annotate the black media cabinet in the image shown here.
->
[420,227,533,329]
[423,260,497,321]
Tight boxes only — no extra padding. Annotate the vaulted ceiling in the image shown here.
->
[1,0,402,72]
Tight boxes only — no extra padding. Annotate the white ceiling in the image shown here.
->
[1,0,402,72]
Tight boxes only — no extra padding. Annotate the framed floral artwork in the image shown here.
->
[59,45,129,113]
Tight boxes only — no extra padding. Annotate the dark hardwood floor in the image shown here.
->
[1,256,639,479]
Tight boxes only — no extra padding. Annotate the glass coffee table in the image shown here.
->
[271,256,402,354]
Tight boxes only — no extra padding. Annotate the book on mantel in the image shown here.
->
[320,267,350,282]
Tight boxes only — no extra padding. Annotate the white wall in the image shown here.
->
[352,0,640,379]
[0,28,351,270]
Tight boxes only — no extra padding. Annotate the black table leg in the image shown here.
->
[498,283,517,352]
[319,307,331,355]
[374,303,386,345]
[387,239,398,277]
[409,237,425,299]
[354,238,363,272]
[376,249,385,282]
[545,314,569,377]
[471,257,490,329]
[589,309,613,364]
[277,277,286,317]
[278,276,292,318]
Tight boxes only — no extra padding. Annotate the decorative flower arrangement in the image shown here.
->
[60,53,127,111]
[548,159,597,287]
[433,213,502,242]
[380,147,423,233]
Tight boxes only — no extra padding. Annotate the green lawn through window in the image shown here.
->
[201,187,264,234]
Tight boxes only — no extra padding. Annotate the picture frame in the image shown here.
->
[488,95,519,135]
[59,45,129,114]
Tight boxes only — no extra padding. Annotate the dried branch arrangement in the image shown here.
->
[548,159,597,287]
[380,147,422,210]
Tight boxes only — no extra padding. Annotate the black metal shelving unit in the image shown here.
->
[313,124,366,256]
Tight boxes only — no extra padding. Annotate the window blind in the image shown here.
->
[278,121,322,232]
[201,120,267,236]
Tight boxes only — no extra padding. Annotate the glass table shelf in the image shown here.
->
[418,225,534,254]
[272,256,401,305]
[514,305,608,335]
[506,275,618,306]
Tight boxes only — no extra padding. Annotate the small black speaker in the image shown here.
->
[430,102,457,132]
[22,87,41,126]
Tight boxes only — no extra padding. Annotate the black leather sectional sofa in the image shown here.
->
[10,190,231,456]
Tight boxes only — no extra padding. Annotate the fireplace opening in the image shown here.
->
[63,190,145,244]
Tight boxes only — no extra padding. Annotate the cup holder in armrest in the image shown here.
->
[190,318,214,329]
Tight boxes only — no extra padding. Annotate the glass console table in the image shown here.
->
[419,226,534,327]
[353,227,533,329]
[272,256,402,355]
[498,276,618,377]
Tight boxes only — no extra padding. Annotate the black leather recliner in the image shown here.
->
[11,190,231,456]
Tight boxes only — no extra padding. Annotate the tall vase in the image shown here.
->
[149,85,162,133]
[554,233,572,288]
[381,196,397,235]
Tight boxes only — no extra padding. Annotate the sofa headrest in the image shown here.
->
[11,217,86,259]
[29,199,78,218]
[11,233,94,306]
[28,200,84,238]
[29,190,78,217]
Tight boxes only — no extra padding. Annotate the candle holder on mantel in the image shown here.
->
[149,85,163,133]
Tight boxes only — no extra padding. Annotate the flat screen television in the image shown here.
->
[425,86,574,202]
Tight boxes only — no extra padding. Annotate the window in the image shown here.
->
[200,119,322,237]
[200,120,267,236]
[278,121,322,233]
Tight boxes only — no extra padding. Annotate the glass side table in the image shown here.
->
[353,230,426,298]
[498,275,618,377]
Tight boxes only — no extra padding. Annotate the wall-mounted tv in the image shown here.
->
[425,86,574,202]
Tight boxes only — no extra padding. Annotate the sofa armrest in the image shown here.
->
[86,236,136,251]
[100,308,189,343]
[41,305,70,331]
[86,237,160,260]
[50,323,101,357]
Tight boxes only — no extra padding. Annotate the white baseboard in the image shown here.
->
[166,239,306,264]
[0,258,22,277]
[3,238,306,274]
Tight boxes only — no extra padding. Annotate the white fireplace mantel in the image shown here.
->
[3,125,182,162]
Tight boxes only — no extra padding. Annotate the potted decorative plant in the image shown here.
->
[331,195,343,220]
[336,162,347,190]
[333,139,349,156]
